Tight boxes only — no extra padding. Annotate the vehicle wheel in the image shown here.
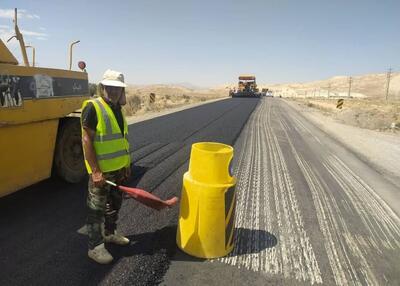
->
[54,118,86,183]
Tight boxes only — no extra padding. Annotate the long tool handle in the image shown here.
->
[105,180,117,187]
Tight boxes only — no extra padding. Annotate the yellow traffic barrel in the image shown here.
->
[176,142,237,258]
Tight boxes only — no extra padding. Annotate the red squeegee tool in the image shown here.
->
[105,180,179,211]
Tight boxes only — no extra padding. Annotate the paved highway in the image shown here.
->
[0,98,258,285]
[1,98,399,285]
[165,98,400,286]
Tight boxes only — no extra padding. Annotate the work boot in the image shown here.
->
[88,243,113,264]
[104,231,130,246]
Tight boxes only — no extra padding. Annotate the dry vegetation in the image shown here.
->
[122,84,228,116]
[292,98,400,132]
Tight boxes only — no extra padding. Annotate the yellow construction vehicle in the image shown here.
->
[0,9,89,197]
[231,75,260,98]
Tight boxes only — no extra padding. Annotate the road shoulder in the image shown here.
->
[284,99,400,188]
[126,97,229,124]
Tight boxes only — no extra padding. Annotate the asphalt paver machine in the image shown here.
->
[231,75,260,98]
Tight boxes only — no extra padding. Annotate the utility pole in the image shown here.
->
[385,68,392,101]
[347,76,353,98]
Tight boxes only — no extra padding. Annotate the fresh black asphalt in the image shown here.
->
[0,98,259,286]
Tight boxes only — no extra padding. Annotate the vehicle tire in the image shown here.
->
[54,118,86,183]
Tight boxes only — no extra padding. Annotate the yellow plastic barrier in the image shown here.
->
[176,142,237,258]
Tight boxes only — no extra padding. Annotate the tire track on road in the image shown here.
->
[278,100,400,286]
[219,99,322,285]
[268,104,322,284]
[130,100,254,194]
[279,118,358,285]
[325,155,400,250]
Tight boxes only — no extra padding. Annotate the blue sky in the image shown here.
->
[1,0,399,86]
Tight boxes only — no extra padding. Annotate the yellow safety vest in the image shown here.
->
[81,97,131,174]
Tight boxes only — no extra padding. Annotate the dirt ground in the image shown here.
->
[260,72,400,99]
[123,85,228,116]
[290,98,400,133]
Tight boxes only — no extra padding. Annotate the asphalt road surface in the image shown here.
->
[0,98,258,285]
[164,98,400,286]
[1,98,399,286]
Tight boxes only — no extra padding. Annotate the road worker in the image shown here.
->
[81,69,131,264]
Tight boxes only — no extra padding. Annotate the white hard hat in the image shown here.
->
[100,69,127,87]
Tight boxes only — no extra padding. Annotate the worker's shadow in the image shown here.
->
[107,225,278,262]
[107,224,178,260]
[128,164,148,185]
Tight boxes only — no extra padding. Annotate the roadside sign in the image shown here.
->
[149,93,156,104]
[337,99,344,109]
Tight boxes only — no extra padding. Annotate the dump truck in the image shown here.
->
[230,75,260,98]
[0,9,89,197]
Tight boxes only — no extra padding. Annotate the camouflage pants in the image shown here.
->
[86,168,126,249]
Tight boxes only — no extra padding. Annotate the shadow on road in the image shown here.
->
[0,163,149,286]
[168,227,278,262]
[123,164,149,199]
[108,225,178,259]
[230,227,278,256]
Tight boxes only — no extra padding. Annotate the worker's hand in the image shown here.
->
[91,171,105,188]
